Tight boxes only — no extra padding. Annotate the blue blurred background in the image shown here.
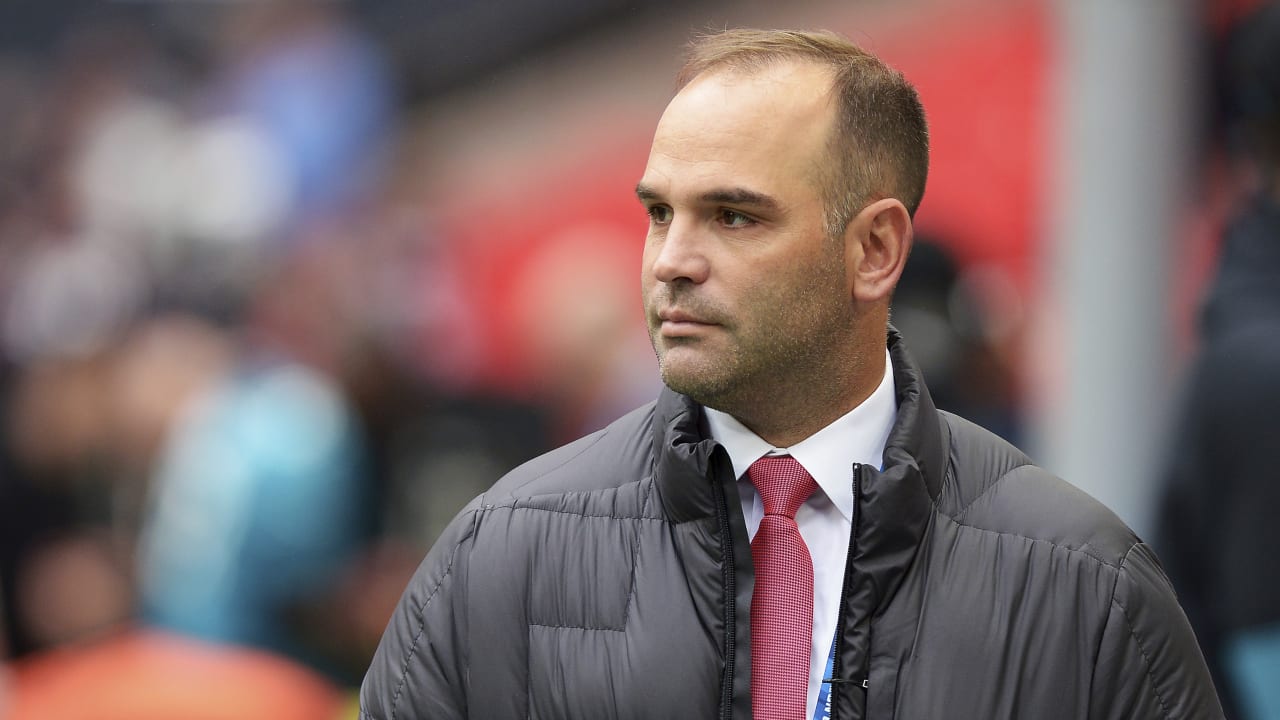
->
[0,0,1276,717]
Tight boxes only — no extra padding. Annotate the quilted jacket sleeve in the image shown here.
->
[1088,542,1224,719]
[360,501,480,720]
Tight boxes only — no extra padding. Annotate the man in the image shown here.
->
[361,29,1222,719]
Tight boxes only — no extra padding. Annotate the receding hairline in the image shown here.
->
[673,28,931,224]
[676,28,878,90]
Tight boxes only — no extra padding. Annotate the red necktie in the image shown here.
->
[748,455,819,720]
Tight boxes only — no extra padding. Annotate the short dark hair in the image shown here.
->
[678,29,930,235]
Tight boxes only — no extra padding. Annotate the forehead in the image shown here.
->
[641,61,836,201]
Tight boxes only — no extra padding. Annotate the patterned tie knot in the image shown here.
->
[748,455,818,519]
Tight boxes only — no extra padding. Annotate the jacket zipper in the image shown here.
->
[714,469,737,720]
[830,462,863,720]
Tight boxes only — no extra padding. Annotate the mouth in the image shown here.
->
[659,309,710,324]
[656,308,719,337]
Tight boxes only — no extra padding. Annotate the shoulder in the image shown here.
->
[935,410,1139,569]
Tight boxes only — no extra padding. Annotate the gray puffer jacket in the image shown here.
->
[361,332,1222,719]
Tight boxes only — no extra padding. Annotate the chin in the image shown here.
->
[659,361,732,406]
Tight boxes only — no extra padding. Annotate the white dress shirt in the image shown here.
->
[704,351,896,716]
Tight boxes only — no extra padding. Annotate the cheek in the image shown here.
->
[764,250,846,317]
[639,240,656,278]
[640,241,664,294]
[639,264,655,294]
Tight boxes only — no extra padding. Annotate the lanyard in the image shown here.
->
[813,635,837,720]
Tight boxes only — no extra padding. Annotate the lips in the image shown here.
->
[658,309,714,325]
[654,307,720,338]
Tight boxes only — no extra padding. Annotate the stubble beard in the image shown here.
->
[653,337,745,409]
[649,258,858,422]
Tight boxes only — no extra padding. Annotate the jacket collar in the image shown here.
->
[853,327,948,614]
[882,326,947,505]
[651,326,948,544]
[651,385,726,523]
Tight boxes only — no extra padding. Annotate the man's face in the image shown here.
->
[638,61,860,413]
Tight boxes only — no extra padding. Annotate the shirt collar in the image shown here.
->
[703,350,897,523]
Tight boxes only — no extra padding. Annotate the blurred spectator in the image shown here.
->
[133,275,368,679]
[207,0,394,238]
[1157,3,1280,718]
[1,351,132,657]
[891,237,1024,444]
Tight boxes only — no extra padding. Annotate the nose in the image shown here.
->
[648,218,710,285]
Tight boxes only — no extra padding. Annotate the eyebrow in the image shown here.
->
[635,183,663,203]
[635,183,782,213]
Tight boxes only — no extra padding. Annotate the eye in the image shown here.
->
[647,205,673,225]
[718,209,754,228]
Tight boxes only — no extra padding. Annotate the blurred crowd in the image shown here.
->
[4,0,1275,718]
[0,3,572,716]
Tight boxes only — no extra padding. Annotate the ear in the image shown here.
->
[843,198,913,304]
